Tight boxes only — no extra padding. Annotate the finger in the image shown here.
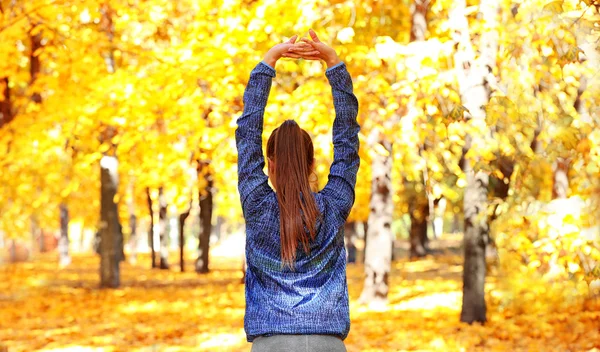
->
[286,35,298,44]
[300,56,321,60]
[293,50,320,56]
[309,29,321,43]
[300,38,318,48]
[288,46,318,53]
[288,43,313,51]
[281,53,304,58]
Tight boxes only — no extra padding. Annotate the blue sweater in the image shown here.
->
[236,61,360,342]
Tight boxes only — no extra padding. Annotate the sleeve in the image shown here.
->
[235,62,276,214]
[319,63,360,220]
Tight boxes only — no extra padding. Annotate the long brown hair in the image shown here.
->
[267,120,320,268]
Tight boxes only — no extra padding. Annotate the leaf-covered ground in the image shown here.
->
[0,249,599,352]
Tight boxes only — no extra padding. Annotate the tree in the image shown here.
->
[487,0,600,298]
[407,0,431,259]
[0,0,11,127]
[99,156,120,288]
[58,203,70,267]
[158,187,170,269]
[450,0,499,323]
[98,3,124,286]
[359,133,393,305]
[196,163,213,274]
[126,182,138,264]
[0,76,12,128]
[178,200,192,272]
[28,28,42,104]
[27,23,45,254]
[146,188,157,268]
[344,221,357,263]
[552,158,570,199]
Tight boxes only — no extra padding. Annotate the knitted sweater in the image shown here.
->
[235,61,360,342]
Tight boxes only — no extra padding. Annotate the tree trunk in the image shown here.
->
[179,203,191,272]
[461,163,489,323]
[127,182,138,264]
[196,168,213,274]
[116,219,125,263]
[451,0,499,324]
[452,213,461,233]
[29,30,42,104]
[433,197,447,238]
[98,3,122,285]
[27,29,44,253]
[0,77,12,128]
[407,0,430,259]
[549,69,589,200]
[552,158,569,199]
[59,203,70,267]
[360,221,368,264]
[359,137,393,305]
[146,187,156,268]
[410,0,428,42]
[158,187,170,269]
[421,205,429,250]
[344,221,357,263]
[128,212,137,263]
[214,215,224,241]
[409,197,429,258]
[99,156,120,288]
[101,3,117,74]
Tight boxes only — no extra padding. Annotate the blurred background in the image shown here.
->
[1,0,600,351]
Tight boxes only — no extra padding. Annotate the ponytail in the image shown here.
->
[266,120,319,268]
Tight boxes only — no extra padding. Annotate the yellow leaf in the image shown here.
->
[543,1,564,13]
[560,46,584,65]
[447,105,469,122]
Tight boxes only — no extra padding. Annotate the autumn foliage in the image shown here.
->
[1,0,600,350]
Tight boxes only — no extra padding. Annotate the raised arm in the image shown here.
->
[235,62,276,211]
[235,36,309,212]
[286,30,360,219]
[321,63,360,219]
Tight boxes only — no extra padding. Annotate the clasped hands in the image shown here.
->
[263,29,341,70]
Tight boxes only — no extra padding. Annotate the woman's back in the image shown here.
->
[244,191,349,341]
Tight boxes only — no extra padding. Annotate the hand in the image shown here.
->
[283,29,341,68]
[263,35,299,68]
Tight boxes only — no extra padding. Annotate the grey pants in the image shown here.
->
[251,335,346,352]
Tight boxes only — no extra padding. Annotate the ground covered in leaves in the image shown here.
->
[1,248,599,352]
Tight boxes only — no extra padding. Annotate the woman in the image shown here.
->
[236,30,359,352]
